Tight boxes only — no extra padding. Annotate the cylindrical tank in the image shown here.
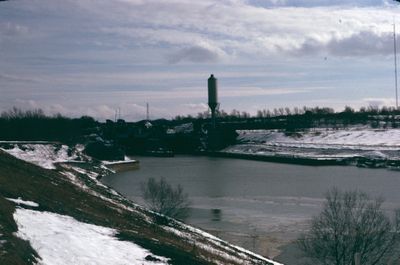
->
[208,74,218,110]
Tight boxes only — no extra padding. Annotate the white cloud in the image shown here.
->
[182,103,209,111]
[220,86,324,97]
[1,0,400,119]
[0,73,38,83]
[2,0,399,64]
[168,46,221,64]
[293,30,394,57]
[363,97,397,107]
[8,100,147,121]
[246,0,392,8]
[33,0,397,60]
[0,22,28,37]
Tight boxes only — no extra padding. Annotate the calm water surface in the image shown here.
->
[101,155,400,258]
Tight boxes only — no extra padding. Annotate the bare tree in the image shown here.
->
[141,177,190,220]
[285,107,292,116]
[298,188,400,265]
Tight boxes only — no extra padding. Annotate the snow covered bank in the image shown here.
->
[1,142,283,264]
[14,208,169,265]
[165,224,284,265]
[236,128,400,148]
[223,128,400,166]
[0,142,138,174]
[0,143,80,169]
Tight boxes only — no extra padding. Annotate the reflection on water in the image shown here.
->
[102,155,400,258]
[211,209,222,221]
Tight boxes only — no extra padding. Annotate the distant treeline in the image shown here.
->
[174,105,400,130]
[1,105,400,146]
[0,108,98,142]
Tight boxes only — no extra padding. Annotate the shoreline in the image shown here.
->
[119,151,400,171]
[103,160,140,172]
[209,151,348,166]
[183,151,400,169]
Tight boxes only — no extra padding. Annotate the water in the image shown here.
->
[101,155,400,258]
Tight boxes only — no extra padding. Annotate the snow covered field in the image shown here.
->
[223,128,400,163]
[236,128,400,148]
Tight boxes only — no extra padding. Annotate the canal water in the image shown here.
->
[101,155,400,260]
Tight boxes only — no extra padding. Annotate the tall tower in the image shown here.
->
[208,74,219,128]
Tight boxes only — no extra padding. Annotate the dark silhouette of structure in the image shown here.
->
[208,74,219,128]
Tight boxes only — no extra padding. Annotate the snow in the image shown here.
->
[0,143,78,169]
[230,244,283,265]
[0,225,5,249]
[174,123,194,134]
[59,171,91,191]
[71,166,100,180]
[13,208,169,265]
[237,128,400,148]
[102,159,137,165]
[59,168,153,224]
[6,197,39,207]
[61,164,109,189]
[164,224,283,265]
[224,128,400,162]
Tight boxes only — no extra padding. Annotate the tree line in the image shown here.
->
[186,105,400,119]
[0,107,98,143]
[2,105,400,146]
[175,105,400,130]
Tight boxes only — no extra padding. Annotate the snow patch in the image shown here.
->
[102,159,137,165]
[6,197,39,207]
[59,168,153,224]
[237,128,400,148]
[0,143,78,169]
[13,208,169,265]
[0,225,5,252]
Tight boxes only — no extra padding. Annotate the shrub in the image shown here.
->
[141,177,190,221]
[298,188,400,265]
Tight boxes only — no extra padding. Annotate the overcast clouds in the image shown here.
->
[1,0,400,120]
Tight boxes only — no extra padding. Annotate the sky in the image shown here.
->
[1,0,400,121]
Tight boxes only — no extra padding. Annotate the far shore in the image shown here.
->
[109,151,400,171]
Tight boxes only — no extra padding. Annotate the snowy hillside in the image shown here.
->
[0,142,83,169]
[0,143,282,265]
[223,128,400,166]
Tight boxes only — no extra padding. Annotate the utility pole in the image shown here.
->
[393,0,400,111]
[354,252,361,265]
[394,20,399,109]
[115,108,121,121]
[146,102,149,121]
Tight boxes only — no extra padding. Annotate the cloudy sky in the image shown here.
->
[1,0,400,121]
